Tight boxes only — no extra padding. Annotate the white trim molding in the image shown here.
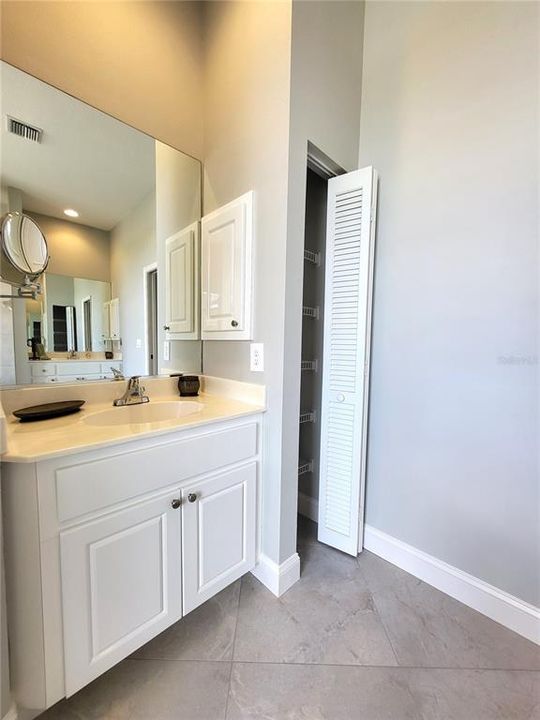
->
[297,495,539,644]
[364,524,540,645]
[251,552,300,597]
[2,704,18,720]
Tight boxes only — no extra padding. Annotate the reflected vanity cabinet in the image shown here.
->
[29,360,123,384]
[201,191,254,340]
[1,415,261,714]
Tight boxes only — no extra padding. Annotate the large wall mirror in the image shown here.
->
[0,61,202,386]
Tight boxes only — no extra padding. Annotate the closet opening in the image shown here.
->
[297,147,378,559]
[297,165,330,544]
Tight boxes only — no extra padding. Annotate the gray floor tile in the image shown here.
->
[367,568,540,670]
[409,668,540,720]
[226,663,422,720]
[38,659,231,720]
[128,659,231,720]
[233,538,397,666]
[135,581,240,661]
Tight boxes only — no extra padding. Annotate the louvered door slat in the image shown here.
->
[318,167,377,556]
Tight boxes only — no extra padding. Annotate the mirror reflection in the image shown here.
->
[1,211,49,282]
[0,62,202,386]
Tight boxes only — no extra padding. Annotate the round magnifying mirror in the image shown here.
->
[0,212,49,284]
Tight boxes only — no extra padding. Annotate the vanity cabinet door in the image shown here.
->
[164,222,199,339]
[60,491,182,696]
[182,462,256,614]
[201,191,253,340]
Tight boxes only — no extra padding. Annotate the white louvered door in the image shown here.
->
[318,167,377,556]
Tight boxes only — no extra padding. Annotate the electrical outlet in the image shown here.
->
[250,343,264,372]
[163,341,170,361]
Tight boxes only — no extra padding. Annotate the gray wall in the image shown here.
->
[202,0,365,565]
[111,192,157,376]
[155,141,202,376]
[202,0,293,565]
[359,1,539,605]
[282,0,365,561]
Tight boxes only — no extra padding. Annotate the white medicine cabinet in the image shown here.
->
[201,191,253,340]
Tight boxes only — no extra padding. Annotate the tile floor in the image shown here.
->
[39,517,539,719]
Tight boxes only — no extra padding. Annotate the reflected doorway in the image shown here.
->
[145,265,158,375]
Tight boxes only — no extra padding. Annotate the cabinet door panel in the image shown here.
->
[182,463,256,613]
[60,492,182,696]
[109,298,120,339]
[165,223,199,338]
[201,191,252,339]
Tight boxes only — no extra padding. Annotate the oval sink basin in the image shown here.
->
[83,401,204,427]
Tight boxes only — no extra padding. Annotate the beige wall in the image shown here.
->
[28,213,110,281]
[202,0,293,565]
[0,1,204,159]
[359,1,539,605]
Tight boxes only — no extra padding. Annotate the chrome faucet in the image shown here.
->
[110,366,124,381]
[113,376,149,406]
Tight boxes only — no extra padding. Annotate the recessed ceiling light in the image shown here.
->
[64,208,79,218]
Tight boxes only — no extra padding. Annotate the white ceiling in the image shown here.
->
[0,62,156,231]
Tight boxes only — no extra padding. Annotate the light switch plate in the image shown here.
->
[163,341,170,361]
[250,343,264,372]
[136,338,142,349]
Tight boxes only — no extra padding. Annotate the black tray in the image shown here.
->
[13,400,86,422]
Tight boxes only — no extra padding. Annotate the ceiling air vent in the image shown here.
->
[7,116,43,143]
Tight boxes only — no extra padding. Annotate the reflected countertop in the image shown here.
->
[1,391,265,464]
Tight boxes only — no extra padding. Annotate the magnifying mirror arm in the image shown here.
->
[0,278,42,300]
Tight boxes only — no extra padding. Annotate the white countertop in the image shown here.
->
[28,357,122,363]
[0,376,265,464]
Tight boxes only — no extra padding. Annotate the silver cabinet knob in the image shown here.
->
[231,320,238,328]
[187,493,197,503]
[171,498,181,509]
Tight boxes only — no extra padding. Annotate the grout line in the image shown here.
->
[128,655,540,673]
[223,578,243,719]
[225,660,540,673]
[355,555,402,667]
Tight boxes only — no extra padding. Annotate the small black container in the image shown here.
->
[177,374,200,397]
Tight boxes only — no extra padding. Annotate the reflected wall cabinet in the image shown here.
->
[201,191,253,340]
[102,298,120,341]
[164,222,200,340]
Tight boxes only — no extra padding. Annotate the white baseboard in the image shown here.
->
[364,524,540,645]
[251,552,300,597]
[297,494,539,644]
[297,491,318,523]
[2,704,18,720]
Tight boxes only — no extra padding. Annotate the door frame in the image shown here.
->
[81,295,92,352]
[143,262,158,376]
[298,142,344,518]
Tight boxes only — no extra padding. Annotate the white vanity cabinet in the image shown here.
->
[1,415,261,713]
[201,191,253,340]
[182,462,256,613]
[29,360,123,384]
[61,490,183,693]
